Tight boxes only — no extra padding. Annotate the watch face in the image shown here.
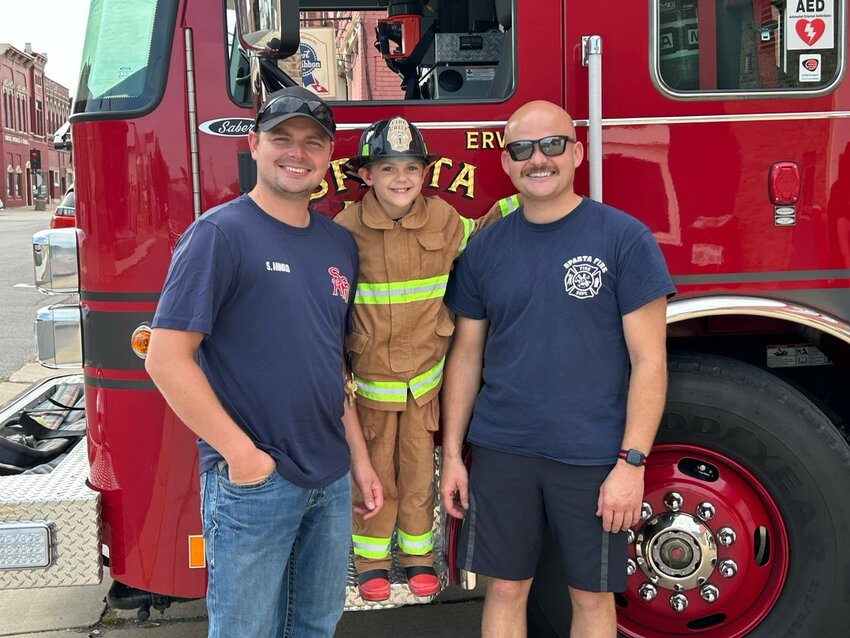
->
[626,450,644,466]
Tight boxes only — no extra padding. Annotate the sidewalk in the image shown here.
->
[0,204,40,215]
[0,361,77,406]
[0,205,51,225]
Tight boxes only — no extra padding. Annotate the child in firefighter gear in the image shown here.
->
[335,116,500,602]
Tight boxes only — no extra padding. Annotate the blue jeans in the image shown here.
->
[200,462,352,638]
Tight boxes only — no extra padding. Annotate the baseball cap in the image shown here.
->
[254,86,336,139]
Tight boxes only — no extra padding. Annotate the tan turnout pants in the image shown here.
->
[352,395,438,572]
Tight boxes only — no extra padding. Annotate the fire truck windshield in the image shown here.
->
[72,0,179,118]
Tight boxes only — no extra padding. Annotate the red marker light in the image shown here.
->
[768,161,801,205]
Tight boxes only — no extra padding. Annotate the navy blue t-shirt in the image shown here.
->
[445,198,675,465]
[152,195,358,488]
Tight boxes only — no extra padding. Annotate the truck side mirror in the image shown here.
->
[235,0,300,59]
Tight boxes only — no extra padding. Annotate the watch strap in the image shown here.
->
[618,448,647,466]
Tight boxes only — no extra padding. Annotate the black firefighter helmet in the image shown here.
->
[343,116,439,178]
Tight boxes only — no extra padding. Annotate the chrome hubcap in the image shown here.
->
[635,512,717,590]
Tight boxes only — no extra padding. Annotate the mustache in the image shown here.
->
[521,164,557,176]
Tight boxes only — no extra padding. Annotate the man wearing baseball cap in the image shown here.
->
[146,86,383,637]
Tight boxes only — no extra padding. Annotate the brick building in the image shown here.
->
[1,42,72,208]
[299,11,405,101]
[339,12,405,101]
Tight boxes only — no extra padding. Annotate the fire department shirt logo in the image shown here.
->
[563,256,608,300]
[387,117,413,152]
[328,267,350,303]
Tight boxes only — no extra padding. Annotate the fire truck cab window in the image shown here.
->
[654,0,843,95]
[227,0,515,104]
[73,0,179,117]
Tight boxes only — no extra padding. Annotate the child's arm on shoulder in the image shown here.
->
[475,193,522,231]
[449,193,523,260]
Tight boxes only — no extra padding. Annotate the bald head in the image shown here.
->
[500,100,584,220]
[504,101,577,143]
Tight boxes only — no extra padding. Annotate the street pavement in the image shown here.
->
[0,207,485,635]
[0,206,57,380]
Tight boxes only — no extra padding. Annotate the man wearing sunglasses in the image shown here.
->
[146,86,382,638]
[440,100,674,637]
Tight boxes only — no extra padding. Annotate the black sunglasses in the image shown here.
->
[255,95,336,133]
[505,135,576,161]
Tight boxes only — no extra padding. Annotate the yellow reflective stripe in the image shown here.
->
[397,529,434,555]
[353,376,407,403]
[498,194,520,217]
[354,357,445,403]
[352,534,392,559]
[455,216,475,258]
[353,275,449,305]
[409,357,444,399]
[358,275,448,292]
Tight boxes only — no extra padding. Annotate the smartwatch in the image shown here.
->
[618,449,647,467]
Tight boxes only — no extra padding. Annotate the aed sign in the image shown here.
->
[786,0,834,50]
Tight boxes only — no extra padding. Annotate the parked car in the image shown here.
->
[50,187,75,228]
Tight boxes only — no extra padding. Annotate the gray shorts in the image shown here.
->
[458,445,627,592]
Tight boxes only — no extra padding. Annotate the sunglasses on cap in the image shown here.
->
[505,135,576,162]
[255,95,336,135]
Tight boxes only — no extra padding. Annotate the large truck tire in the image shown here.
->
[526,352,850,637]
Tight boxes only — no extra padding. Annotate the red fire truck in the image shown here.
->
[3,0,850,636]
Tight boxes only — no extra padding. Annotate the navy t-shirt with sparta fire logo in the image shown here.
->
[445,197,675,466]
[152,195,358,488]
